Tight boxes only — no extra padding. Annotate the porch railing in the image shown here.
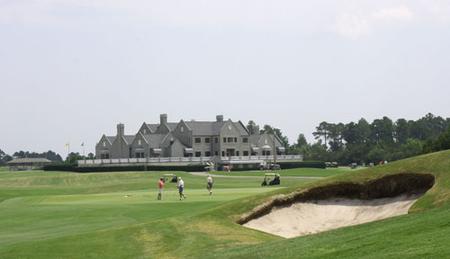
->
[77,155,303,166]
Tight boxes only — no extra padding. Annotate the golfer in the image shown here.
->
[157,177,164,200]
[177,177,186,200]
[206,175,214,195]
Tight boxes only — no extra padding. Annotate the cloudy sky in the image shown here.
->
[1,0,449,156]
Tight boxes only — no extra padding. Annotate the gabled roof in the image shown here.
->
[142,134,166,148]
[160,132,187,148]
[184,121,249,136]
[185,121,224,135]
[147,122,178,132]
[123,135,136,145]
[106,136,116,144]
[249,135,262,146]
[235,121,250,135]
[249,133,283,147]
[147,124,158,132]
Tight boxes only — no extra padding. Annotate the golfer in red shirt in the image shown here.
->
[157,177,164,200]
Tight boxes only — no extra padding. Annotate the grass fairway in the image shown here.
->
[1,151,450,258]
[0,169,317,258]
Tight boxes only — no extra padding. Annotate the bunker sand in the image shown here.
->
[244,194,421,238]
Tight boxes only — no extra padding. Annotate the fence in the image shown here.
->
[77,155,303,167]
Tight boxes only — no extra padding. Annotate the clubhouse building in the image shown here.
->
[80,114,302,168]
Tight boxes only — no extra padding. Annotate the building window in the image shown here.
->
[205,151,211,157]
[234,137,237,142]
[100,153,109,159]
[103,141,106,147]
[138,139,142,145]
[215,138,218,143]
[180,126,184,132]
[195,152,201,157]
[222,151,225,156]
[205,138,210,143]
[223,138,226,143]
[195,138,201,143]
[243,151,249,156]
[243,137,248,143]
[135,152,145,158]
[215,151,218,156]
[227,137,233,142]
[236,151,240,156]
[143,129,147,134]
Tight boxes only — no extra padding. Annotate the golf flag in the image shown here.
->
[65,143,70,148]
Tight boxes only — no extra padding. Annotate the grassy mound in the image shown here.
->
[212,150,450,258]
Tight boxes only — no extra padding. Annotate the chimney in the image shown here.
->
[117,123,125,136]
[216,115,224,122]
[160,114,168,125]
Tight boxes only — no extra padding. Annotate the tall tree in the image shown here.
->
[313,122,331,148]
[370,117,394,145]
[261,125,289,148]
[246,120,259,135]
[394,118,409,144]
[327,123,345,152]
[296,134,308,148]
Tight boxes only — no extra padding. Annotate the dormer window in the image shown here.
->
[138,139,142,145]
[143,129,147,134]
[103,141,106,147]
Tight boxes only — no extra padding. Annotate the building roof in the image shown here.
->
[143,134,167,148]
[185,121,249,136]
[123,135,136,144]
[106,136,116,144]
[147,122,178,132]
[185,121,223,135]
[7,158,52,164]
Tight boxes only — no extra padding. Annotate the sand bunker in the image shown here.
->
[244,194,421,238]
[240,173,435,238]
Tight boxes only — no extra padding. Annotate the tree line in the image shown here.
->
[287,113,450,165]
[0,150,64,165]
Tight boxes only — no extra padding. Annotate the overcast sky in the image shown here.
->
[1,0,449,156]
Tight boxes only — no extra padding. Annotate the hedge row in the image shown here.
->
[43,164,206,173]
[278,161,326,169]
[42,161,325,172]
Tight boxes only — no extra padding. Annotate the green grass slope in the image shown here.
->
[211,150,450,258]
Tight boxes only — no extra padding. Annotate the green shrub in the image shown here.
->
[278,161,326,169]
[43,164,206,172]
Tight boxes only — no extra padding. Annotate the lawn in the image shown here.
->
[0,169,315,258]
[1,151,450,258]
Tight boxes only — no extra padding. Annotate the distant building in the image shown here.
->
[7,158,52,171]
[95,114,286,159]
